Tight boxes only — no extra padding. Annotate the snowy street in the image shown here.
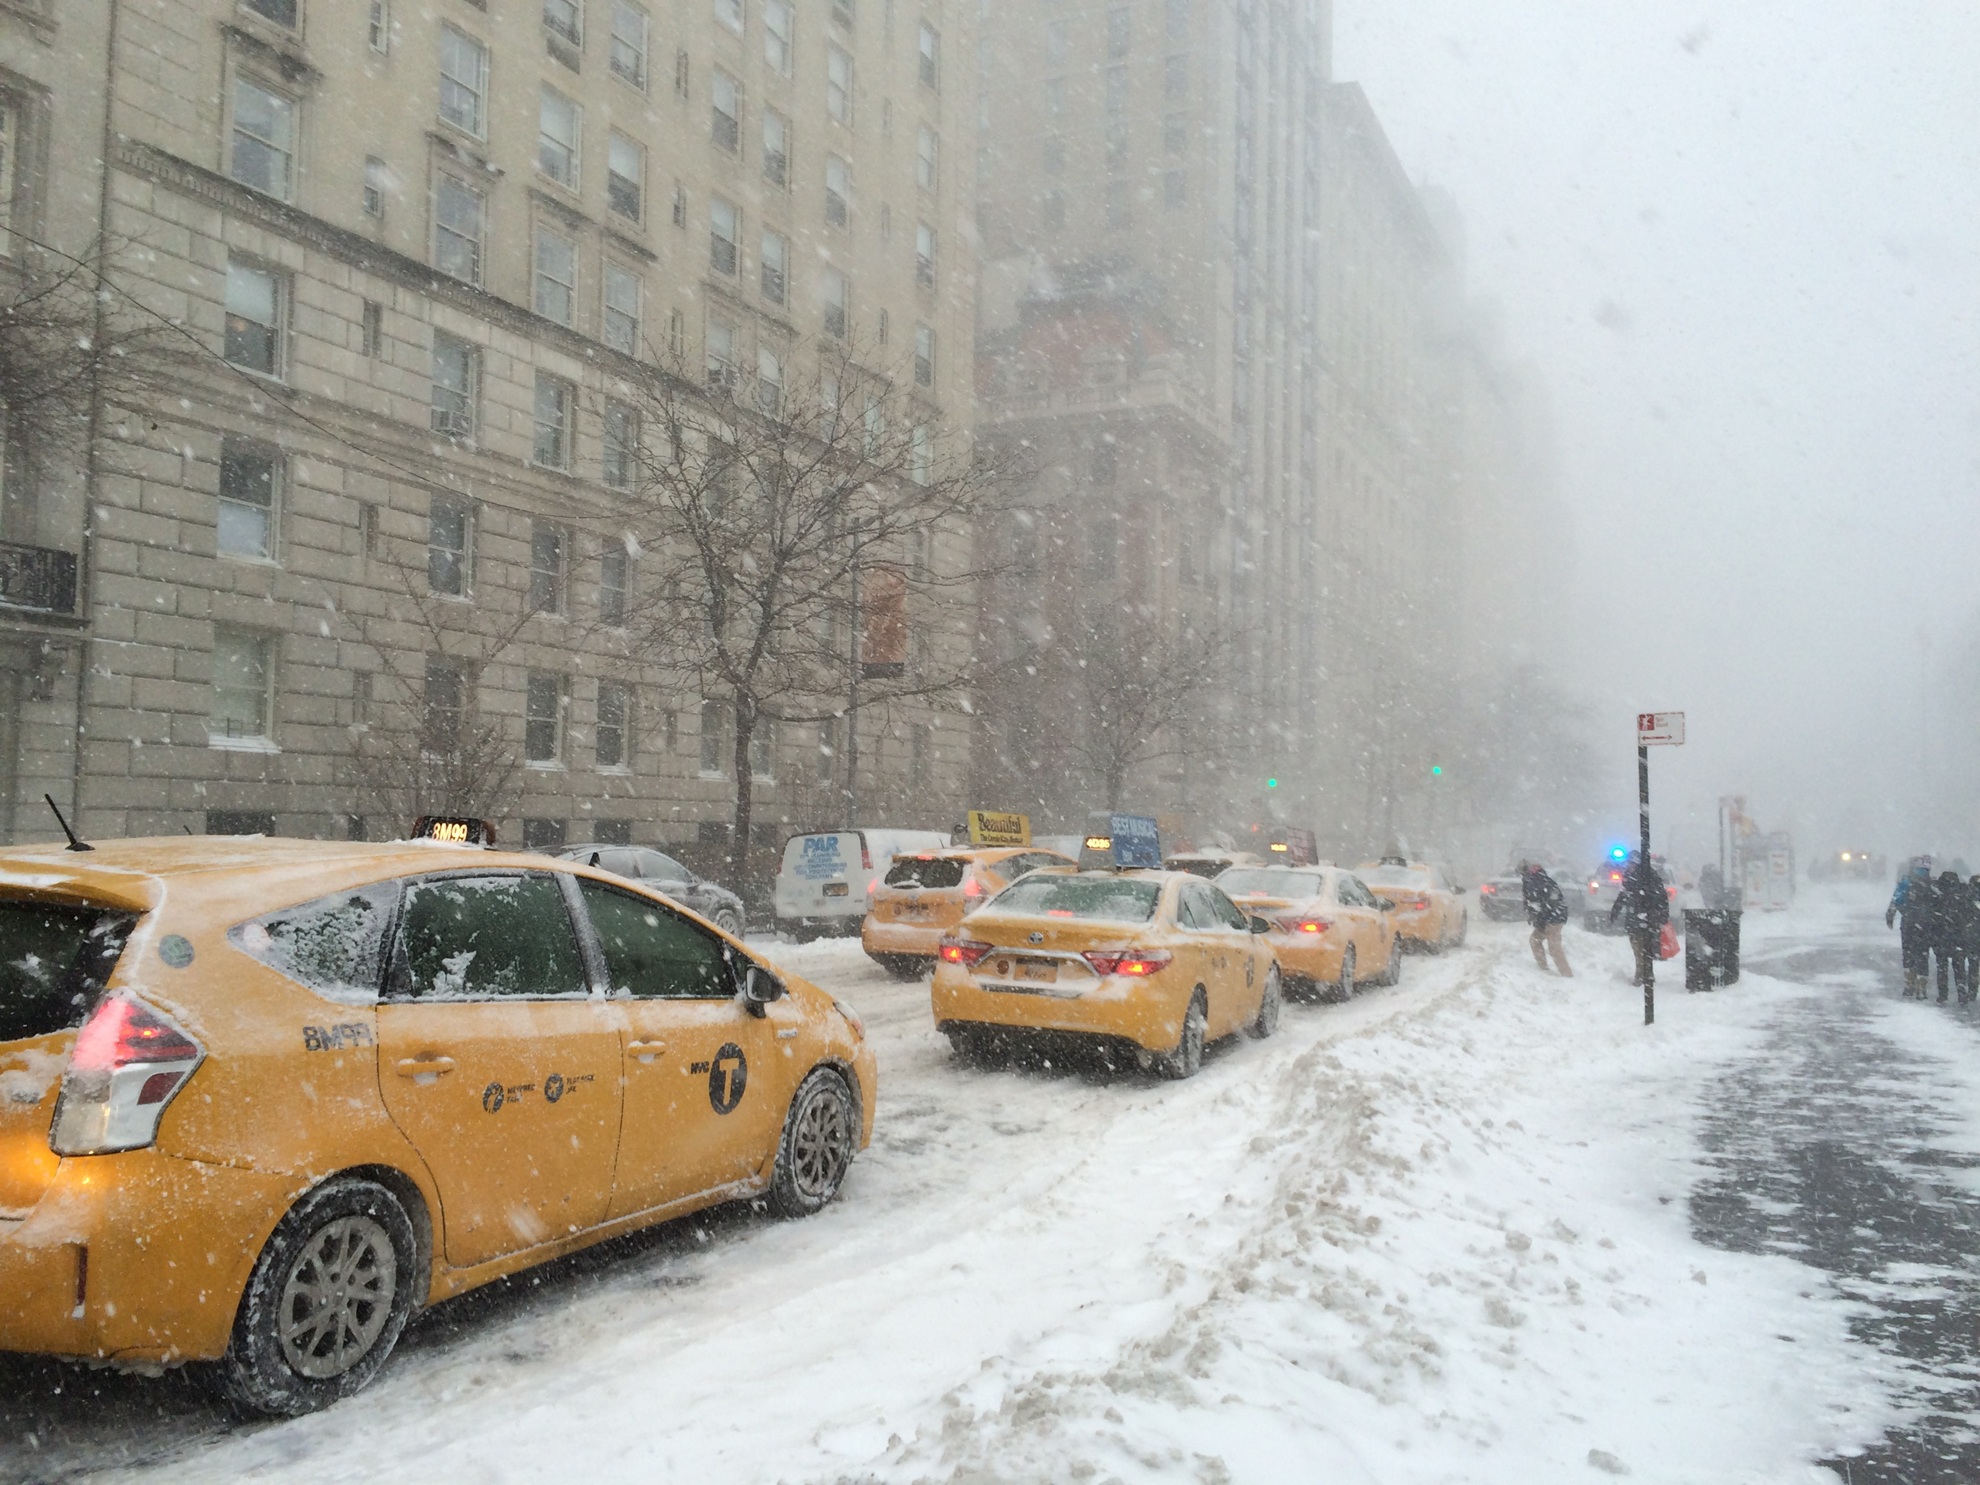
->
[14,886,1972,1483]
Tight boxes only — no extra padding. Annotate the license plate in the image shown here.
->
[902,903,931,917]
[823,882,849,897]
[1014,960,1057,984]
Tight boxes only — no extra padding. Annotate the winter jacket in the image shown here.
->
[1930,872,1966,948]
[1522,869,1569,927]
[1888,871,1933,933]
[1608,860,1670,936]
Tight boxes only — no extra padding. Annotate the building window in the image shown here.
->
[699,698,728,775]
[750,716,777,781]
[709,198,739,275]
[1167,0,1189,40]
[668,307,685,356]
[0,98,16,257]
[422,659,464,757]
[360,299,384,358]
[599,544,630,624]
[428,497,472,595]
[545,0,582,44]
[533,372,573,468]
[1107,122,1129,173]
[430,332,477,439]
[916,127,938,191]
[918,22,940,88]
[759,230,787,305]
[1106,65,1127,115]
[915,222,936,288]
[1042,135,1064,175]
[230,79,295,201]
[246,0,297,26]
[362,156,388,217]
[672,182,688,227]
[610,1,648,88]
[596,680,631,767]
[716,0,743,32]
[368,0,390,52]
[712,71,741,153]
[433,174,484,283]
[523,818,569,850]
[525,673,566,763]
[530,521,567,613]
[534,227,577,325]
[211,628,275,743]
[914,323,934,387]
[826,46,853,124]
[1165,112,1188,154]
[1108,7,1131,57]
[675,47,690,96]
[223,260,282,375]
[439,25,488,138]
[910,424,931,485]
[762,108,789,187]
[824,155,849,226]
[538,88,581,188]
[218,440,278,559]
[764,0,793,72]
[821,267,847,338]
[1047,19,1067,61]
[1105,179,1131,228]
[876,308,888,345]
[756,346,782,414]
[831,0,853,27]
[1165,54,1189,105]
[602,403,638,490]
[607,131,644,220]
[1165,169,1186,208]
[1046,77,1065,117]
[604,262,641,355]
[706,319,737,388]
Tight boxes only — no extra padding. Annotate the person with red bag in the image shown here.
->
[1609,850,1673,991]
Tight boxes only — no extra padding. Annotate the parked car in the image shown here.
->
[553,844,746,937]
[1355,858,1469,951]
[1217,864,1400,1001]
[773,828,949,940]
[0,834,874,1415]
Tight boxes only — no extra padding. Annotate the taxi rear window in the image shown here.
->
[1219,870,1324,898]
[0,899,135,1043]
[1361,867,1431,891]
[885,856,966,890]
[989,875,1160,924]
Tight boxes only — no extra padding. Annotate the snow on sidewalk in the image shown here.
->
[119,930,1887,1485]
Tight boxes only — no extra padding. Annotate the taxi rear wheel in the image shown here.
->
[1160,992,1208,1080]
[1378,936,1403,986]
[1248,965,1282,1039]
[768,1068,859,1218]
[1330,947,1356,1003]
[214,1178,418,1416]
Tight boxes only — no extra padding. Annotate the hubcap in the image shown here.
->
[277,1214,397,1380]
[790,1085,852,1201]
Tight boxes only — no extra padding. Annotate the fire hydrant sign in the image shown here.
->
[1637,712,1685,747]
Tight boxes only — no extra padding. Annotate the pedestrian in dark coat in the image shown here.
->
[1887,860,1935,999]
[1929,870,1966,1003]
[1956,876,1980,1007]
[1523,863,1572,976]
[1608,853,1671,989]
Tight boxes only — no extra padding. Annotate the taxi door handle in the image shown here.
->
[395,1056,456,1079]
[627,1039,667,1063]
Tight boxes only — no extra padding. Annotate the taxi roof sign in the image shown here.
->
[412,816,495,846]
[1107,814,1162,870]
[967,810,1031,848]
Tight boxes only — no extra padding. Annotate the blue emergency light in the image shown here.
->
[1609,844,1629,862]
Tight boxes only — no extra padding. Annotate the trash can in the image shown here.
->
[1684,908,1741,991]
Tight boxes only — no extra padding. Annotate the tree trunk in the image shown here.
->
[730,694,755,894]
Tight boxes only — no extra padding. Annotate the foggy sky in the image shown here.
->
[1335,3,1980,868]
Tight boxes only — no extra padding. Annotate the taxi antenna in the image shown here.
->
[44,794,94,853]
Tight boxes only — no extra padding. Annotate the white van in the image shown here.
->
[774,828,950,939]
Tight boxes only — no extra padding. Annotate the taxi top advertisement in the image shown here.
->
[966,811,1031,848]
[1106,815,1162,868]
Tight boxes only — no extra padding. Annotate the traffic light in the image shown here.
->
[1430,765,1444,777]
[1265,778,1278,789]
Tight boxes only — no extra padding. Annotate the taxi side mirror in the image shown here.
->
[1248,915,1271,935]
[741,963,787,1017]
[1377,897,1397,911]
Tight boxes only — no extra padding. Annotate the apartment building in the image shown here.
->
[0,0,978,854]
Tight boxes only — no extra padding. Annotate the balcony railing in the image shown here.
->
[0,543,79,616]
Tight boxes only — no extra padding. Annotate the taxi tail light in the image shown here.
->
[1278,915,1331,935]
[963,874,986,900]
[51,996,205,1157]
[939,937,991,967]
[1479,883,1497,895]
[1084,949,1172,977]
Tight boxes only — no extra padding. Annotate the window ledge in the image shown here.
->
[698,769,728,781]
[525,759,567,772]
[210,734,280,753]
[596,764,633,777]
[217,550,282,567]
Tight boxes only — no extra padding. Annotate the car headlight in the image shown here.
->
[833,999,865,1038]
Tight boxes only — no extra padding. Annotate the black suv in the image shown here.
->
[553,845,747,937]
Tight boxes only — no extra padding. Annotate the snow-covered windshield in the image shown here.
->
[989,875,1160,924]
[1361,867,1433,891]
[1218,870,1324,899]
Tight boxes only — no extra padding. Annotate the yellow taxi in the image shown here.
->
[930,869,1281,1077]
[1356,857,1469,952]
[0,832,875,1415]
[1216,863,1401,1001]
[861,845,1077,979]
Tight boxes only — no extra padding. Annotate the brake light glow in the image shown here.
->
[1479,883,1497,895]
[51,997,205,1157]
[963,875,985,899]
[939,938,991,966]
[1608,871,1624,884]
[1278,915,1331,935]
[1083,949,1172,977]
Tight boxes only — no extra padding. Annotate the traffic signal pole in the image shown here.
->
[1639,742,1653,1026]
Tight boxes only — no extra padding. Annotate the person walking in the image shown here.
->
[1952,874,1980,1007]
[1930,869,1966,1004]
[1608,851,1670,990]
[1522,862,1572,976]
[1886,859,1935,999]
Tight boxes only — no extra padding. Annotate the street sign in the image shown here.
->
[966,810,1030,848]
[1636,712,1685,747]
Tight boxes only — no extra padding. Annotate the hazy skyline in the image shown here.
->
[1336,2,1980,868]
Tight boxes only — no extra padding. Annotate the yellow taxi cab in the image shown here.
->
[861,845,1076,979]
[1355,857,1469,952]
[0,830,875,1415]
[930,869,1281,1077]
[1215,863,1401,1001]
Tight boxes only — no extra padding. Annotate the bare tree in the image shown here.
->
[1067,608,1234,811]
[613,342,1005,885]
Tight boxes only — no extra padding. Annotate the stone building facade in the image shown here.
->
[1,0,978,858]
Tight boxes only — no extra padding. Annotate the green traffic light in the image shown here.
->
[1431,765,1443,776]
[1265,778,1278,789]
